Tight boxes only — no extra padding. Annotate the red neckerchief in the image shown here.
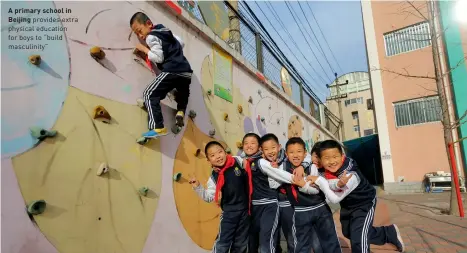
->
[214,155,236,206]
[244,158,254,215]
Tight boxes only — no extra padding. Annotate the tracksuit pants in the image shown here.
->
[143,72,191,129]
[340,198,399,253]
[249,202,280,253]
[275,200,295,253]
[293,203,341,253]
[212,209,250,253]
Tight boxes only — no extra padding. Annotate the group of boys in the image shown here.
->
[190,133,405,253]
[129,15,405,253]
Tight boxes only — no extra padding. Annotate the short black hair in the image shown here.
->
[205,141,224,155]
[311,141,322,155]
[243,133,260,144]
[130,12,151,26]
[317,140,343,158]
[285,137,306,151]
[260,133,279,146]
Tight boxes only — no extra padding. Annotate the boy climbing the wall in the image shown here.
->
[189,141,252,253]
[305,140,405,253]
[130,12,193,139]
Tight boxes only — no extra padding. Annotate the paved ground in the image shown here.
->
[279,192,467,252]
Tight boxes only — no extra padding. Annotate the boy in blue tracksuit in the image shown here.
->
[189,141,252,253]
[130,12,192,139]
[306,139,405,253]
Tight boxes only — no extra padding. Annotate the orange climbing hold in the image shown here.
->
[237,105,243,114]
[93,105,111,123]
[194,148,201,157]
[28,55,41,66]
[236,141,243,149]
[90,46,105,60]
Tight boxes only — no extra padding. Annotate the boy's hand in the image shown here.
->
[293,166,305,178]
[188,174,199,187]
[136,43,149,54]
[292,176,307,188]
[305,175,319,184]
[271,161,278,168]
[337,171,353,188]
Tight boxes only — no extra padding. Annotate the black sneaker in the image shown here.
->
[392,224,405,252]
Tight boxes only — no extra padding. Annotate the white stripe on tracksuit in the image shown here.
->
[212,211,224,253]
[361,199,376,253]
[143,72,168,129]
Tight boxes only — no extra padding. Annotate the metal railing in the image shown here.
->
[176,0,336,129]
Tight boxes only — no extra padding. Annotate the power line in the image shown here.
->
[306,1,344,74]
[283,1,333,84]
[297,1,336,75]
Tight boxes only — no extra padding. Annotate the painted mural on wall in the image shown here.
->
[280,67,293,98]
[213,45,233,102]
[1,1,333,253]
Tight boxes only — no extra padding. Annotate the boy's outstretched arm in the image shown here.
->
[192,176,216,203]
[144,34,165,64]
[312,172,360,204]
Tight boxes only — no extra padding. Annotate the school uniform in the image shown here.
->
[194,155,252,253]
[315,157,405,253]
[251,151,314,253]
[143,24,192,130]
[284,161,341,253]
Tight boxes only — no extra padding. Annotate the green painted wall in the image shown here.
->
[438,0,467,171]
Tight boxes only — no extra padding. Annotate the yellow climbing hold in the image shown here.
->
[90,46,105,60]
[223,113,229,121]
[28,55,41,66]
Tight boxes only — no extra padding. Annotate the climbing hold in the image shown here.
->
[261,117,265,122]
[136,98,145,109]
[90,46,105,60]
[209,129,216,137]
[188,110,197,119]
[257,115,261,121]
[269,105,271,110]
[30,126,57,140]
[248,96,253,104]
[237,105,243,114]
[223,113,229,121]
[133,48,147,59]
[257,89,262,95]
[138,186,149,196]
[28,55,41,66]
[137,137,150,145]
[283,132,286,137]
[207,89,212,96]
[27,200,46,215]
[96,162,109,176]
[277,119,281,125]
[173,172,182,182]
[194,148,201,157]
[171,125,182,134]
[236,141,243,149]
[93,105,111,124]
[225,147,232,154]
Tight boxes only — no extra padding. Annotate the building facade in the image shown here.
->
[361,0,466,192]
[326,71,376,141]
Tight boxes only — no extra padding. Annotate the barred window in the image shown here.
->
[384,22,431,57]
[394,96,442,127]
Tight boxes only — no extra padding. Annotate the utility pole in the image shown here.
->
[327,73,348,141]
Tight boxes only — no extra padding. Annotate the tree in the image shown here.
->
[372,1,466,216]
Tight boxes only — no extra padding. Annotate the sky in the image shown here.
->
[247,0,369,102]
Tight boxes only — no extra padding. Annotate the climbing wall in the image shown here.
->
[1,1,335,253]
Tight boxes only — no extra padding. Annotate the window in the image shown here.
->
[352,111,361,137]
[394,96,442,127]
[344,97,363,107]
[384,22,431,57]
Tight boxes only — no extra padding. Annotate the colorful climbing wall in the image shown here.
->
[1,1,335,253]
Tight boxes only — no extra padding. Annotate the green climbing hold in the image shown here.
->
[207,89,212,95]
[30,126,57,140]
[173,172,182,182]
[139,186,149,196]
[27,200,46,215]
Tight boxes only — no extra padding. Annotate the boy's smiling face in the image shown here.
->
[286,143,306,167]
[206,144,227,168]
[261,140,281,162]
[131,20,153,41]
[243,136,259,157]
[320,148,344,173]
